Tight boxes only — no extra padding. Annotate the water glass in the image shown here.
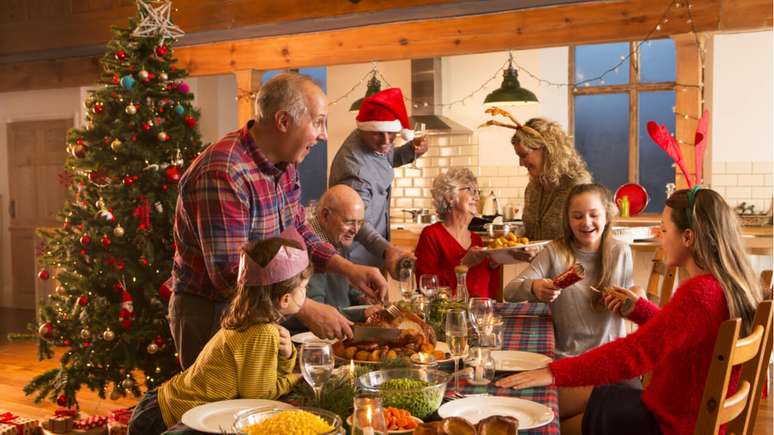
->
[411,294,429,320]
[445,308,468,392]
[410,122,426,169]
[478,313,503,349]
[352,394,388,435]
[419,274,438,298]
[467,297,494,339]
[399,267,415,300]
[300,341,334,402]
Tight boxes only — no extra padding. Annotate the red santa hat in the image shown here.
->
[356,88,414,141]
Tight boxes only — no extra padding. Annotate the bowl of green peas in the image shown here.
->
[357,368,449,419]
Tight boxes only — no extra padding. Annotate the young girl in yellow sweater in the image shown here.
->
[128,229,311,435]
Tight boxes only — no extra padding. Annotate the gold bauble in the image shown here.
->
[146,343,159,354]
[103,329,115,341]
[121,378,134,389]
[110,139,122,151]
[113,225,125,238]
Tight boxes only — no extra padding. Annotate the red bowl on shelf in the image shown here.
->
[615,183,649,216]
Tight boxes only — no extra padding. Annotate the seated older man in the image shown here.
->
[285,185,383,333]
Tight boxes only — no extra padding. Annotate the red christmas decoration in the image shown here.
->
[101,235,111,248]
[116,261,125,271]
[80,235,92,246]
[131,135,138,141]
[155,45,169,56]
[184,115,197,128]
[57,394,69,407]
[123,176,135,186]
[119,289,134,329]
[162,184,169,191]
[38,322,54,340]
[72,144,87,158]
[165,166,181,182]
[78,296,89,306]
[115,50,126,60]
[112,74,120,84]
[93,102,104,113]
[114,282,124,291]
[38,270,50,280]
[140,257,149,266]
[142,122,152,131]
[79,249,87,256]
[159,281,172,301]
[63,339,71,346]
[154,335,166,347]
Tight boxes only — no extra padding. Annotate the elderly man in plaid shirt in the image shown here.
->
[169,73,387,369]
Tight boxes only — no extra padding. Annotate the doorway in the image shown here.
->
[6,119,71,309]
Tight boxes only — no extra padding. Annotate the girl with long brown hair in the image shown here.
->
[129,229,312,435]
[497,187,765,435]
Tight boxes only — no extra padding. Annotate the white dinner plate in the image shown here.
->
[181,399,293,433]
[482,240,551,264]
[490,350,552,372]
[437,396,554,429]
[290,331,337,345]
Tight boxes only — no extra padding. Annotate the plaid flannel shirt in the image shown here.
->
[171,122,337,301]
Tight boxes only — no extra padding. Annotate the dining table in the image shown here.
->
[162,301,559,434]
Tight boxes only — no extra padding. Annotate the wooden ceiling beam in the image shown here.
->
[0,0,769,94]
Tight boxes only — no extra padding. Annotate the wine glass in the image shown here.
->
[352,394,388,435]
[468,297,495,346]
[399,267,415,301]
[299,341,334,402]
[419,274,438,298]
[410,122,426,169]
[445,308,469,392]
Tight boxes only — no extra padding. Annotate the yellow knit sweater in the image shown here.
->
[158,323,300,427]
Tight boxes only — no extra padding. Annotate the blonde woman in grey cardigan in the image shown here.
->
[504,184,641,359]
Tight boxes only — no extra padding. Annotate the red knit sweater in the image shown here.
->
[414,222,498,298]
[550,274,737,435]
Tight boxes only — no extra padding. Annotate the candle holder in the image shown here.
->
[351,394,388,435]
[465,347,496,385]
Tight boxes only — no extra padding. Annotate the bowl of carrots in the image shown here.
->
[347,406,422,434]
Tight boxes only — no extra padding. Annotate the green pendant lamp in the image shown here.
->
[350,72,382,112]
[483,53,538,107]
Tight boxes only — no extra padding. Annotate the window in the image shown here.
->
[571,39,676,213]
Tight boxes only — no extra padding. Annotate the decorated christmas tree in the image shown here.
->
[26,0,203,407]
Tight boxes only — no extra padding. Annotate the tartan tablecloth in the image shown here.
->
[164,302,558,434]
[439,302,559,434]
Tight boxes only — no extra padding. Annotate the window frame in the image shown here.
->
[568,40,676,184]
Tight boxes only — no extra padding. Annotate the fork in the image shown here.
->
[384,303,401,320]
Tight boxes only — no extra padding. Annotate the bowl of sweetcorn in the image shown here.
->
[233,406,344,435]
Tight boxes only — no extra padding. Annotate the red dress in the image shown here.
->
[414,222,498,298]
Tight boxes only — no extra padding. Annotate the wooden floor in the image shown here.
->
[0,308,772,433]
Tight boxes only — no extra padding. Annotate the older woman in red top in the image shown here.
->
[414,168,500,298]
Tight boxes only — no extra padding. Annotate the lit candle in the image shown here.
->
[349,359,356,384]
[362,407,375,435]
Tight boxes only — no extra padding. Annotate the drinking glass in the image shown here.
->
[410,122,426,169]
[467,297,495,345]
[399,267,415,301]
[352,394,388,435]
[299,341,334,402]
[419,274,438,299]
[466,346,496,385]
[445,308,468,392]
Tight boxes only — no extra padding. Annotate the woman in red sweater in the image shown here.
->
[496,187,763,435]
[414,167,500,298]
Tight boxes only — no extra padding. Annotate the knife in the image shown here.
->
[352,325,402,343]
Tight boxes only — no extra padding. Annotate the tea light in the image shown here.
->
[410,352,438,368]
[348,359,356,383]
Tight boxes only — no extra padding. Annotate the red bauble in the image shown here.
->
[115,50,126,60]
[57,394,68,407]
[38,322,54,340]
[154,335,165,346]
[72,144,87,158]
[165,166,181,182]
[159,282,172,301]
[101,235,111,248]
[38,270,50,280]
[162,184,169,191]
[76,138,85,146]
[141,123,151,131]
[123,176,135,186]
[93,102,104,113]
[80,235,92,246]
[114,282,124,291]
[131,135,138,141]
[112,74,120,84]
[63,339,71,346]
[140,257,149,266]
[155,45,169,56]
[78,295,89,306]
[116,261,125,270]
[184,115,197,128]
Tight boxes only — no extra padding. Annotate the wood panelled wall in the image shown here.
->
[0,0,770,93]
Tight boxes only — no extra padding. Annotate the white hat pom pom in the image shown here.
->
[402,128,415,141]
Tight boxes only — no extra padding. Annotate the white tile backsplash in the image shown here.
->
[738,174,765,186]
[710,160,772,212]
[753,162,772,174]
[725,162,753,174]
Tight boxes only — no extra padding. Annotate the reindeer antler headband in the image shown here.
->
[646,109,709,188]
[478,106,543,140]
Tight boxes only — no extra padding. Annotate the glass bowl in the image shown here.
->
[357,368,449,419]
[232,406,344,434]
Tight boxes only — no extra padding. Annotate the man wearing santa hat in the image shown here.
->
[329,88,429,276]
